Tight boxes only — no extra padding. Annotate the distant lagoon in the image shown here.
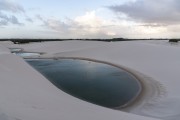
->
[10,49,42,57]
[26,59,141,108]
[15,52,41,57]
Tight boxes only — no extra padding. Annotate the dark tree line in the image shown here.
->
[0,38,176,44]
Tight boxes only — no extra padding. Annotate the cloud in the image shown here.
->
[0,12,23,25]
[26,17,33,22]
[74,11,102,28]
[10,15,23,25]
[39,11,167,39]
[0,12,8,20]
[0,0,25,26]
[0,19,8,25]
[43,19,70,33]
[37,11,120,38]
[0,0,24,13]
[36,14,43,21]
[109,0,180,25]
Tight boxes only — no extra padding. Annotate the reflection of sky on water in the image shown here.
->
[15,52,41,57]
[9,48,22,52]
[26,59,141,108]
[9,48,41,57]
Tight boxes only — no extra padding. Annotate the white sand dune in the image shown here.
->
[1,40,180,120]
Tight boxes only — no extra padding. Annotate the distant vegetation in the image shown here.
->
[0,38,170,44]
[169,39,179,43]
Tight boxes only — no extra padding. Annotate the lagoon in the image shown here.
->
[26,59,141,108]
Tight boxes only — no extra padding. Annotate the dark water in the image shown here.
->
[26,59,141,108]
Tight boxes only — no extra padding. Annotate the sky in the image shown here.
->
[0,0,180,39]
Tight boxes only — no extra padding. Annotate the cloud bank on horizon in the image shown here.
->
[0,0,180,39]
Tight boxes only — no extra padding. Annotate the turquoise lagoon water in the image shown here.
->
[26,59,141,108]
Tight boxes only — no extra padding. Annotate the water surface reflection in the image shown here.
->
[27,59,141,108]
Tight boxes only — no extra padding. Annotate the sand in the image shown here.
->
[1,40,179,120]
